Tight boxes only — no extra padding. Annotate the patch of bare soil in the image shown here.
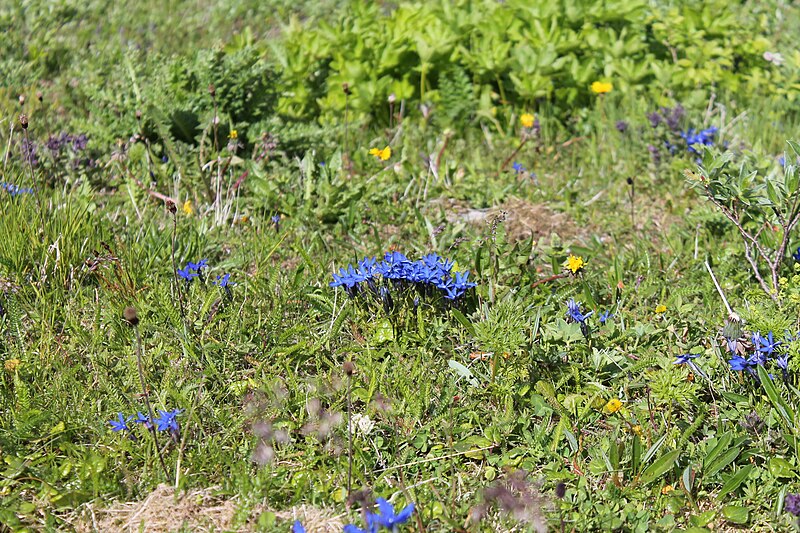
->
[438,196,586,243]
[76,484,344,533]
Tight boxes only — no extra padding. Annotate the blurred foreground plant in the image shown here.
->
[687,142,800,302]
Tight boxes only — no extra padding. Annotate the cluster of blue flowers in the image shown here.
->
[680,126,718,154]
[565,299,613,337]
[726,330,791,380]
[293,498,414,533]
[177,259,234,295]
[109,408,183,435]
[329,251,476,303]
[1,181,34,196]
[177,259,208,282]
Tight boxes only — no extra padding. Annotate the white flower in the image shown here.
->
[764,51,785,66]
[352,413,375,436]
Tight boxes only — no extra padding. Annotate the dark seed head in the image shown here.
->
[555,482,566,499]
[208,84,216,97]
[343,360,355,376]
[18,114,28,129]
[342,82,351,96]
[626,177,634,186]
[166,200,177,214]
[135,110,142,121]
[36,91,43,102]
[123,306,139,327]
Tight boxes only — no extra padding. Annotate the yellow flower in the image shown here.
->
[563,254,586,274]
[661,485,674,495]
[655,304,667,314]
[591,81,613,94]
[4,359,21,372]
[229,129,238,140]
[369,146,391,161]
[604,398,622,414]
[520,113,535,128]
[182,200,194,216]
[631,424,643,437]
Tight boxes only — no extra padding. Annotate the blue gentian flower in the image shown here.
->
[344,524,377,533]
[271,214,281,232]
[776,353,789,371]
[566,298,593,323]
[599,310,613,323]
[214,274,233,288]
[729,355,750,371]
[109,413,130,432]
[370,498,415,530]
[177,267,199,281]
[794,247,800,262]
[673,353,700,365]
[512,162,526,174]
[153,409,183,432]
[681,126,717,154]
[292,521,306,533]
[755,331,780,356]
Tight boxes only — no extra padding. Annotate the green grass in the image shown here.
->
[2,1,800,532]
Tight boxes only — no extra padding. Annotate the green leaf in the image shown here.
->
[450,308,475,336]
[703,432,732,471]
[717,465,754,499]
[721,505,749,524]
[682,465,694,494]
[758,365,795,431]
[638,450,680,485]
[768,457,795,479]
[454,435,493,459]
[704,447,740,478]
[689,510,716,527]
[370,318,394,344]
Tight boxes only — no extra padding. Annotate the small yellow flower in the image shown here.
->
[563,254,586,274]
[520,113,535,128]
[369,146,391,161]
[661,485,674,495]
[229,129,238,140]
[604,398,622,414]
[591,81,613,94]
[655,304,667,314]
[182,200,194,216]
[4,359,21,372]
[631,424,643,437]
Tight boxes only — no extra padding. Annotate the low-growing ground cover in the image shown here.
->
[2,1,800,532]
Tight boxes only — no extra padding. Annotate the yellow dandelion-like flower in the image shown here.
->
[655,304,667,314]
[182,199,194,216]
[661,485,674,495]
[604,398,622,414]
[229,129,238,140]
[591,81,613,94]
[520,113,535,128]
[369,146,391,161]
[563,254,586,274]
[4,359,21,372]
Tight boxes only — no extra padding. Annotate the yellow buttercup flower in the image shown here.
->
[4,359,21,372]
[655,304,667,314]
[369,146,391,161]
[520,113,535,128]
[661,485,674,495]
[229,129,238,140]
[564,254,586,274]
[182,200,194,216]
[604,398,622,414]
[591,81,613,94]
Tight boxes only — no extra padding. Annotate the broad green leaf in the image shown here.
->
[689,510,715,527]
[717,465,754,499]
[721,505,749,524]
[758,366,795,431]
[705,447,740,478]
[639,449,680,485]
[768,457,795,479]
